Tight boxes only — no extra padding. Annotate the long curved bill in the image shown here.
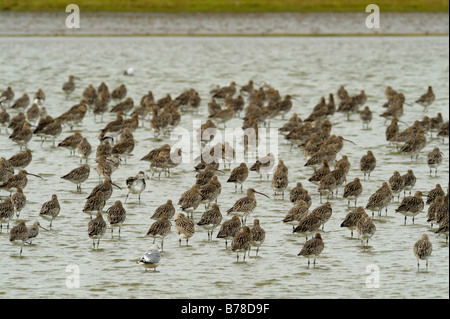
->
[255,191,270,199]
[343,138,356,145]
[26,172,43,179]
[112,182,122,190]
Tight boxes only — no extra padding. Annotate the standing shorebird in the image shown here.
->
[283,200,309,229]
[231,226,253,262]
[1,86,14,106]
[26,221,47,244]
[249,219,265,256]
[211,81,237,99]
[426,183,445,205]
[174,212,195,245]
[9,221,29,256]
[312,202,333,231]
[95,155,113,181]
[402,169,416,196]
[216,215,242,249]
[395,191,424,225]
[11,93,30,110]
[7,148,32,171]
[77,137,92,163]
[360,150,376,180]
[199,175,222,209]
[307,160,331,185]
[88,212,107,250]
[0,169,43,194]
[39,118,62,146]
[125,171,148,204]
[386,118,400,145]
[389,171,405,202]
[61,164,90,192]
[39,194,60,228]
[111,84,127,102]
[106,200,126,239]
[317,172,337,203]
[0,198,15,231]
[341,206,366,238]
[178,184,202,219]
[399,129,427,161]
[146,216,171,251]
[226,188,269,225]
[0,157,14,184]
[360,106,373,130]
[356,213,376,248]
[58,132,83,156]
[435,216,449,244]
[150,152,170,180]
[0,108,10,134]
[249,153,276,180]
[62,75,78,95]
[9,121,33,150]
[86,178,121,202]
[298,233,324,267]
[83,190,106,219]
[414,234,433,271]
[227,163,249,192]
[415,86,435,112]
[343,177,363,207]
[427,147,443,176]
[289,182,308,203]
[138,244,161,272]
[0,169,43,193]
[151,200,176,220]
[11,188,26,218]
[272,169,289,199]
[365,182,392,217]
[426,196,445,228]
[197,204,222,241]
[429,196,449,229]
[293,211,322,241]
[437,121,449,143]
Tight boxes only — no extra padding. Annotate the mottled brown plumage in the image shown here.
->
[39,194,60,228]
[88,212,107,249]
[395,191,424,225]
[61,164,90,192]
[340,206,366,237]
[343,177,363,207]
[146,216,171,251]
[9,221,29,256]
[414,234,433,270]
[197,204,222,241]
[174,212,195,245]
[360,150,376,180]
[231,226,253,262]
[106,200,126,239]
[298,233,324,266]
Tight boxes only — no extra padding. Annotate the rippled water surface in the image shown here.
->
[0,36,448,299]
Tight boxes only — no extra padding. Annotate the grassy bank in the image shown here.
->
[0,0,448,12]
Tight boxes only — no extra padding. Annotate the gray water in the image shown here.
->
[1,11,449,35]
[0,36,448,299]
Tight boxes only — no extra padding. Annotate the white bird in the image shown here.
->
[125,171,148,203]
[123,68,135,76]
[138,244,161,272]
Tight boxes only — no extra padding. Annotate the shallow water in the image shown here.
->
[0,11,448,35]
[0,36,448,299]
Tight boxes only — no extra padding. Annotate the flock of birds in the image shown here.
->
[0,74,449,272]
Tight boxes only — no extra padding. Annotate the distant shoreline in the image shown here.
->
[0,11,448,36]
[1,0,448,12]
